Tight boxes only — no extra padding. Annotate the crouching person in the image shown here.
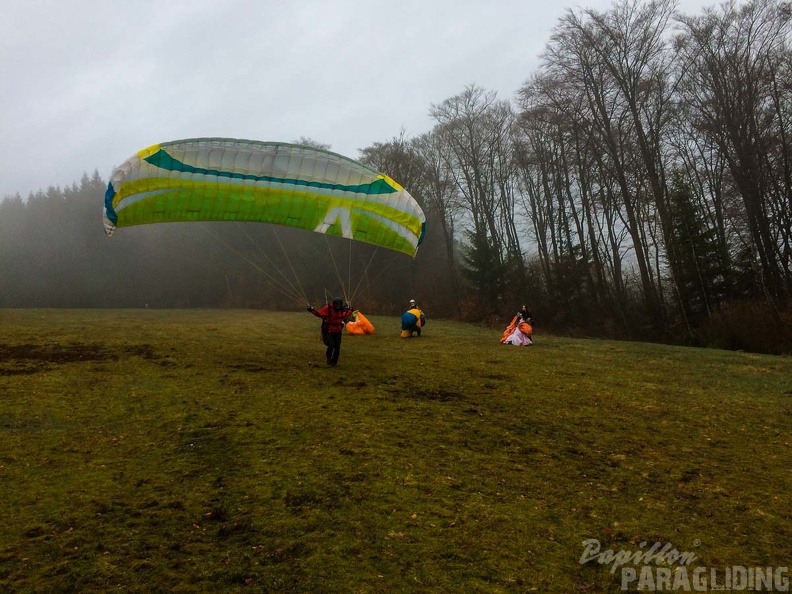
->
[400,303,426,337]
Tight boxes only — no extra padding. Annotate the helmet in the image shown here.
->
[332,298,343,308]
[409,299,416,305]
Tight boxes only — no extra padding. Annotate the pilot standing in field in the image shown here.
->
[307,298,353,366]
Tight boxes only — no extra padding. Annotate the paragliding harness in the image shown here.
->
[320,318,330,346]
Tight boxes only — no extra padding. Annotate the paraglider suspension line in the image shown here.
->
[350,246,379,305]
[268,224,309,304]
[324,235,349,304]
[199,224,306,303]
[237,223,307,303]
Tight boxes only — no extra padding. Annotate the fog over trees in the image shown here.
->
[2,0,791,353]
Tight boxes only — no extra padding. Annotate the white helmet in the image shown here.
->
[409,299,416,305]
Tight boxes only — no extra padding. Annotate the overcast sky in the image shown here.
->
[1,0,716,199]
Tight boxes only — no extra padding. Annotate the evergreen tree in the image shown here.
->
[460,227,504,311]
[666,175,729,321]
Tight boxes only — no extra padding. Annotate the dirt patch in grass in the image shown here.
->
[0,343,118,363]
[0,342,164,375]
[379,380,468,402]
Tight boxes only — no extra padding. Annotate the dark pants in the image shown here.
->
[323,332,343,366]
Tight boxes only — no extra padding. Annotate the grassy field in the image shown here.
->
[0,309,790,593]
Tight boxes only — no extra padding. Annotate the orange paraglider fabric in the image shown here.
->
[346,311,375,335]
[500,315,520,343]
[500,315,533,346]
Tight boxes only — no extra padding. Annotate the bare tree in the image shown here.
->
[676,0,792,302]
[429,84,524,309]
[542,0,671,327]
[411,131,465,315]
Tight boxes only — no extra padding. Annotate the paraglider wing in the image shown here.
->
[500,315,519,344]
[500,315,533,346]
[345,311,375,335]
[103,138,426,257]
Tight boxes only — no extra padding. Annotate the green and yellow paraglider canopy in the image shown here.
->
[103,138,426,257]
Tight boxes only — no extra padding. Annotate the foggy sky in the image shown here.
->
[1,0,716,199]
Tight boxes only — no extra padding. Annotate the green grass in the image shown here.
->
[1,309,790,593]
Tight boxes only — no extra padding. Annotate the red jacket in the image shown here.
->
[311,304,352,333]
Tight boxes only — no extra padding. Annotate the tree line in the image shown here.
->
[0,171,449,316]
[1,0,790,353]
[361,0,791,353]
